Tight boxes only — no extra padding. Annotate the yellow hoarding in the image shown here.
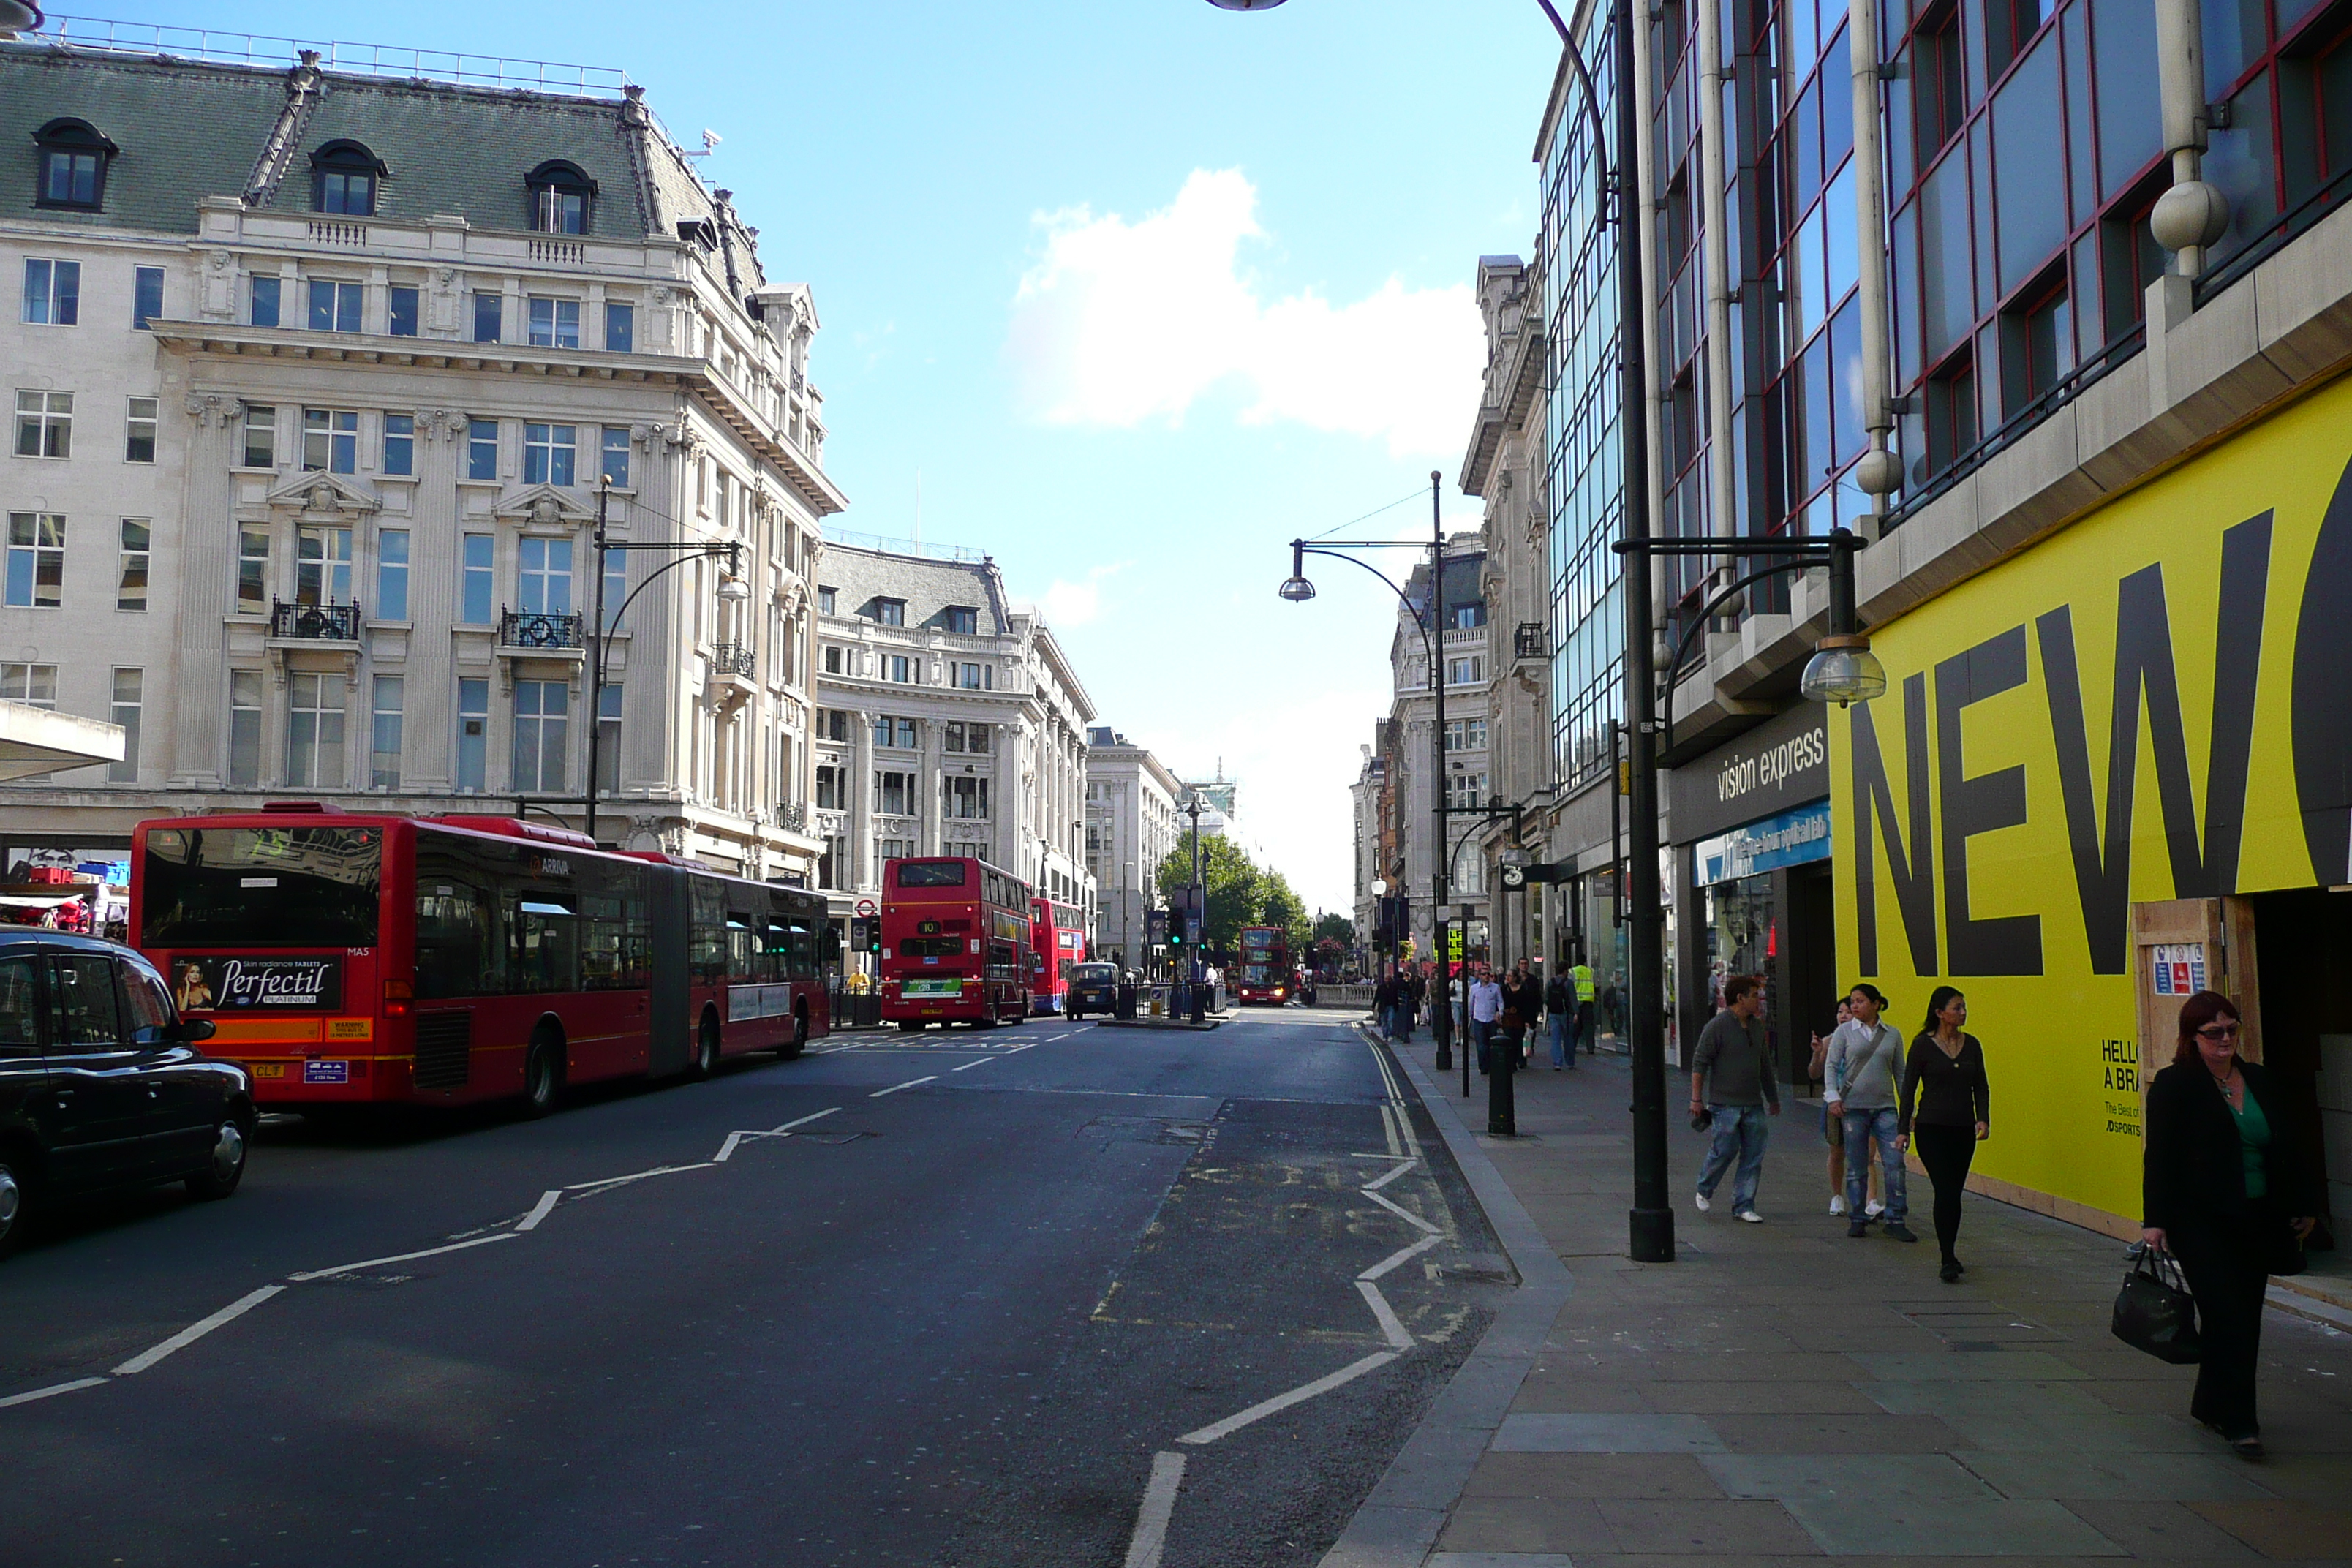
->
[1832,374,2352,1223]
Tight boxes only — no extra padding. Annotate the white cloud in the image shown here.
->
[1007,169,1485,459]
[1035,562,1126,629]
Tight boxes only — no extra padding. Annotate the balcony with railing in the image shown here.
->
[1513,622,1548,662]
[500,609,585,650]
[269,598,362,643]
[710,641,755,677]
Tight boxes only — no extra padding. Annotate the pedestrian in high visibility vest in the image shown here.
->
[1572,958,1597,1056]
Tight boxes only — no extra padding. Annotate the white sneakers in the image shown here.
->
[1828,1195,1847,1216]
[1693,1191,1711,1213]
[1737,1210,1764,1223]
[1864,1200,1887,1219]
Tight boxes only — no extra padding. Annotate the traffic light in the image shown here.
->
[850,916,881,955]
[1166,908,1186,948]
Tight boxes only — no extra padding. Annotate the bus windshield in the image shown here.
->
[142,826,382,946]
[895,862,968,887]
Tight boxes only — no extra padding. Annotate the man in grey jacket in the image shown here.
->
[1689,973,1780,1221]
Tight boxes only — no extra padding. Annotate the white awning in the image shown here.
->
[0,701,124,782]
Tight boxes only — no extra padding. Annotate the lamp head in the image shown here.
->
[0,2,44,34]
[1205,0,1286,7]
[1278,540,1316,602]
[1800,633,1888,707]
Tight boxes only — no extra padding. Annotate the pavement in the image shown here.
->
[1335,1027,2352,1567]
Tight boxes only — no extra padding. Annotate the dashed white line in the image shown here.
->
[869,1075,937,1098]
[1359,1232,1445,1282]
[287,1234,520,1283]
[1355,1280,1414,1352]
[1362,1187,1441,1236]
[1176,1352,1400,1446]
[111,1285,287,1374]
[0,1376,108,1409]
[515,1189,562,1231]
[951,1055,995,1071]
[1121,1450,1188,1568]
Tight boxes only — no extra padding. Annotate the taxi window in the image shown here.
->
[53,954,125,1049]
[120,960,175,1045]
[0,954,40,1058]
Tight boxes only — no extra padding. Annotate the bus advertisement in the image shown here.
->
[1234,926,1292,1006]
[880,856,1033,1030]
[131,804,833,1114]
[1028,897,1088,1014]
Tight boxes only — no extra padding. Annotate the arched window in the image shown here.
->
[527,160,596,235]
[33,118,117,211]
[311,140,385,216]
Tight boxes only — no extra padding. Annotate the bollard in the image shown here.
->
[1189,982,1206,1025]
[1488,1030,1518,1137]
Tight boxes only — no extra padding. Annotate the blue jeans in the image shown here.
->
[1842,1106,1907,1223]
[1696,1104,1771,1213]
[1550,1013,1572,1068]
[1396,1001,1414,1041]
[1471,1017,1493,1071]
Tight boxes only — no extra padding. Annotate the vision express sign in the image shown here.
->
[1669,704,1830,844]
[170,955,342,1013]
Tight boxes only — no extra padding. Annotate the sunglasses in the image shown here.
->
[2195,1022,2241,1041]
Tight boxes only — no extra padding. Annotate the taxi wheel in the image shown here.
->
[186,1117,248,1201]
[0,1157,28,1256]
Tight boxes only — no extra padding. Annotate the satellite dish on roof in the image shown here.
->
[0,2,46,34]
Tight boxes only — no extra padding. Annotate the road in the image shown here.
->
[0,1006,1507,1568]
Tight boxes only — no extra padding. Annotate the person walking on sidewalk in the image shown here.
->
[1689,973,1780,1221]
[1507,964,1542,1068]
[1469,967,1504,1074]
[1373,969,1402,1042]
[1827,983,1916,1244]
[2142,990,2320,1458]
[1545,965,1575,1070]
[1572,955,1598,1056]
[1899,985,1992,1282]
[1406,968,1426,1036]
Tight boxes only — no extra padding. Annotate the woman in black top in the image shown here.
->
[1899,985,1991,1283]
[2142,990,2319,1458]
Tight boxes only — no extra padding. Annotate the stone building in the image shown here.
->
[0,28,840,880]
[1083,724,1182,968]
[1377,536,1491,967]
[810,539,1094,926]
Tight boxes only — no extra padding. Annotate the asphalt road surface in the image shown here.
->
[1,1006,1507,1568]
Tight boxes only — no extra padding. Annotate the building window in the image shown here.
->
[1444,772,1488,811]
[823,645,843,675]
[132,267,163,331]
[124,397,157,463]
[1450,602,1486,630]
[382,412,415,477]
[818,585,837,615]
[312,140,382,216]
[388,285,419,337]
[883,653,912,683]
[519,536,573,614]
[4,513,64,608]
[1912,2,1967,167]
[0,663,56,707]
[473,293,503,344]
[599,426,630,487]
[513,681,567,791]
[117,520,149,611]
[527,297,581,350]
[600,549,626,631]
[605,301,634,353]
[456,678,489,792]
[943,605,979,635]
[34,118,114,210]
[235,527,269,614]
[1444,717,1488,752]
[2001,278,2074,417]
[872,598,905,626]
[595,685,622,793]
[371,675,402,789]
[249,275,281,328]
[286,672,345,788]
[528,161,595,234]
[820,708,850,742]
[1924,351,1979,479]
[242,404,276,469]
[20,258,80,325]
[876,837,916,865]
[873,715,916,750]
[523,423,577,486]
[295,524,353,606]
[307,279,363,333]
[874,770,916,816]
[15,391,71,458]
[816,764,843,810]
[467,418,499,481]
[302,407,359,473]
[460,533,494,624]
[952,660,990,690]
[1445,655,1482,685]
[227,671,262,786]
[954,725,990,755]
[376,529,409,621]
[102,668,142,782]
[943,776,990,820]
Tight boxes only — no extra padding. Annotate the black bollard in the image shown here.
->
[1488,1032,1518,1136]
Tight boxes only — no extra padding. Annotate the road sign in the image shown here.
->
[854,898,878,916]
[1446,927,1464,959]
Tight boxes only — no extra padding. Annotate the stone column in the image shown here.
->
[402,410,465,791]
[850,706,874,892]
[169,394,242,788]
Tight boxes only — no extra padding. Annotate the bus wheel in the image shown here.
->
[898,1020,925,1033]
[691,1014,720,1079]
[521,1030,564,1119]
[780,1006,809,1061]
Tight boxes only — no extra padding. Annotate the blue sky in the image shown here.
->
[118,0,1561,912]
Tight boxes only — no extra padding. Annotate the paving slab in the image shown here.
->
[2188,1498,2352,1559]
[1461,1452,1728,1501]
[1702,1452,1997,1504]
[1779,1496,2129,1557]
[1493,1412,1726,1453]
[1954,1448,2274,1501]
[1594,1496,1824,1556]
[2052,1500,2265,1559]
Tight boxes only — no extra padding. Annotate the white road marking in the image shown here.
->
[1121,1450,1188,1568]
[515,1189,562,1231]
[0,1376,108,1409]
[1363,1157,1419,1192]
[1362,1187,1441,1235]
[951,1055,995,1071]
[1359,1232,1445,1282]
[1379,1103,1403,1158]
[1356,1280,1414,1352]
[287,1234,520,1282]
[772,1106,843,1134]
[869,1075,937,1098]
[714,1132,745,1163]
[111,1285,287,1374]
[1176,1351,1401,1446]
[562,1162,717,1194]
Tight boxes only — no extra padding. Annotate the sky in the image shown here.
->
[114,0,1563,914]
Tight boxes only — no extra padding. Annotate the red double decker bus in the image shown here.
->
[132,804,833,1114]
[1028,897,1088,1014]
[880,856,1032,1030]
[1234,926,1293,1005]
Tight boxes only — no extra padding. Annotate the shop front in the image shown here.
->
[1833,374,2352,1242]
[1670,706,1835,1082]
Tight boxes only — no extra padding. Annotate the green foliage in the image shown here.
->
[1313,911,1354,946]
[1153,834,1315,956]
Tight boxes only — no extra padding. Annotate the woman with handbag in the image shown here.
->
[1898,986,1990,1282]
[2142,990,2320,1459]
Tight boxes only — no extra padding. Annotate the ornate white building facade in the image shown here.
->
[1084,725,1181,968]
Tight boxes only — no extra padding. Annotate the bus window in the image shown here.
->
[897,861,968,888]
[508,895,579,994]
[416,878,498,998]
[728,915,758,983]
[581,892,631,990]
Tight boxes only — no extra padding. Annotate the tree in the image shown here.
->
[1259,870,1311,957]
[1313,911,1354,946]
[1156,834,1262,954]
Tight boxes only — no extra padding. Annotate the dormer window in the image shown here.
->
[33,119,116,211]
[943,606,979,636]
[312,140,385,216]
[527,160,596,235]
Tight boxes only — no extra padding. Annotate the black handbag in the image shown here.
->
[2111,1247,2202,1364]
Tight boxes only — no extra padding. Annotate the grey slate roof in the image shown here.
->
[818,546,1010,636]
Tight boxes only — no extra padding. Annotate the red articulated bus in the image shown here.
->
[131,804,834,1115]
[1028,897,1088,1014]
[880,856,1032,1030]
[1234,925,1293,1006]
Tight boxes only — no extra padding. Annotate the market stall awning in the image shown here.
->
[0,700,123,782]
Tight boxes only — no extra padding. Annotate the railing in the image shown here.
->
[1513,621,1548,660]
[306,219,367,246]
[269,598,361,641]
[500,609,584,649]
[30,15,634,96]
[826,976,882,1029]
[710,641,755,676]
[2195,163,2352,309]
[528,237,587,266]
[774,800,809,833]
[823,527,987,565]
